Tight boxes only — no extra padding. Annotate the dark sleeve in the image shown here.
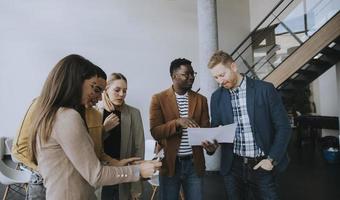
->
[210,92,221,128]
[267,84,292,163]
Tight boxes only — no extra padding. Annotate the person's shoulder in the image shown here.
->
[251,78,274,90]
[53,108,84,134]
[86,106,102,116]
[191,90,208,101]
[153,87,172,97]
[85,107,103,127]
[124,104,140,114]
[56,107,82,120]
[151,87,173,102]
[211,87,224,97]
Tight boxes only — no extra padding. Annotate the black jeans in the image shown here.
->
[101,185,119,200]
[223,155,279,200]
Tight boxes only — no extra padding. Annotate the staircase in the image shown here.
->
[231,0,340,113]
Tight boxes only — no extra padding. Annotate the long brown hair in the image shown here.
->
[29,54,98,164]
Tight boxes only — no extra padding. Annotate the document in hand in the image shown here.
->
[187,123,236,146]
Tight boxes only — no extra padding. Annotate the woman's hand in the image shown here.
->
[139,160,162,178]
[131,192,142,200]
[103,113,120,132]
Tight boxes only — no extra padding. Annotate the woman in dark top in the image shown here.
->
[101,73,145,200]
[103,109,121,159]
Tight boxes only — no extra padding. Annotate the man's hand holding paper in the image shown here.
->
[187,123,236,146]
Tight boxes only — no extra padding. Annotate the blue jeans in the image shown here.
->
[19,164,45,200]
[223,156,279,200]
[159,157,203,200]
[27,172,46,200]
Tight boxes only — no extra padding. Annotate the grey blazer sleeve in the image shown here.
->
[53,109,140,188]
[130,108,145,194]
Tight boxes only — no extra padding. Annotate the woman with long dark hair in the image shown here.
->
[29,55,160,200]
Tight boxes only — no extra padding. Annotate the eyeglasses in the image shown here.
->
[178,72,197,79]
[91,85,104,94]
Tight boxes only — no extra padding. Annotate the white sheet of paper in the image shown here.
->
[187,123,236,146]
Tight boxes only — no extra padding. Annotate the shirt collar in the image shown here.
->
[175,92,188,97]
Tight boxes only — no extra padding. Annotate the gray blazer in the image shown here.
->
[36,108,140,200]
[102,103,145,199]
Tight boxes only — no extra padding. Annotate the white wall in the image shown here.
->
[0,0,198,139]
[249,0,281,30]
[217,0,251,54]
[312,66,339,137]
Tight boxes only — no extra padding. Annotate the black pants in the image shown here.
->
[101,185,119,200]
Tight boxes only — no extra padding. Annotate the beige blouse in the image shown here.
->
[36,108,140,200]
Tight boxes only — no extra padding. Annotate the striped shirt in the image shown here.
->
[230,77,263,157]
[175,92,193,156]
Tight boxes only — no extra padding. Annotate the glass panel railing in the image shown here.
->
[232,0,340,80]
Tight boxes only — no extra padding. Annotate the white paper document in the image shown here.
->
[187,123,236,146]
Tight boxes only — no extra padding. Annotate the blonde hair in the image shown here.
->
[106,73,127,88]
[207,50,234,69]
[101,73,128,111]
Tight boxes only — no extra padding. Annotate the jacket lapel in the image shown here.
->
[120,104,131,158]
[221,88,233,124]
[165,87,180,119]
[188,91,197,118]
[246,77,255,129]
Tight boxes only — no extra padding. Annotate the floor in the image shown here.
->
[277,134,340,200]
[1,131,340,200]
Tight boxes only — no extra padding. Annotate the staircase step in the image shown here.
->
[321,47,340,62]
[308,59,330,66]
[297,69,319,76]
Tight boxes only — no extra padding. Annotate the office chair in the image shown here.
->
[0,137,31,200]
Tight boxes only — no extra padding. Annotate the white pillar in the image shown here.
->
[197,0,218,99]
[336,62,340,139]
[197,0,220,171]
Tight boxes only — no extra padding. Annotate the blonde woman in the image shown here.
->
[29,55,160,200]
[101,73,145,200]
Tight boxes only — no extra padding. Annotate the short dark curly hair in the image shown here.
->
[169,58,192,77]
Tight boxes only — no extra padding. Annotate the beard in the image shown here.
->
[223,75,238,89]
[184,82,193,90]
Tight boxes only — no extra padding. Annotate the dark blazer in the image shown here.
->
[149,87,210,177]
[210,77,291,176]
